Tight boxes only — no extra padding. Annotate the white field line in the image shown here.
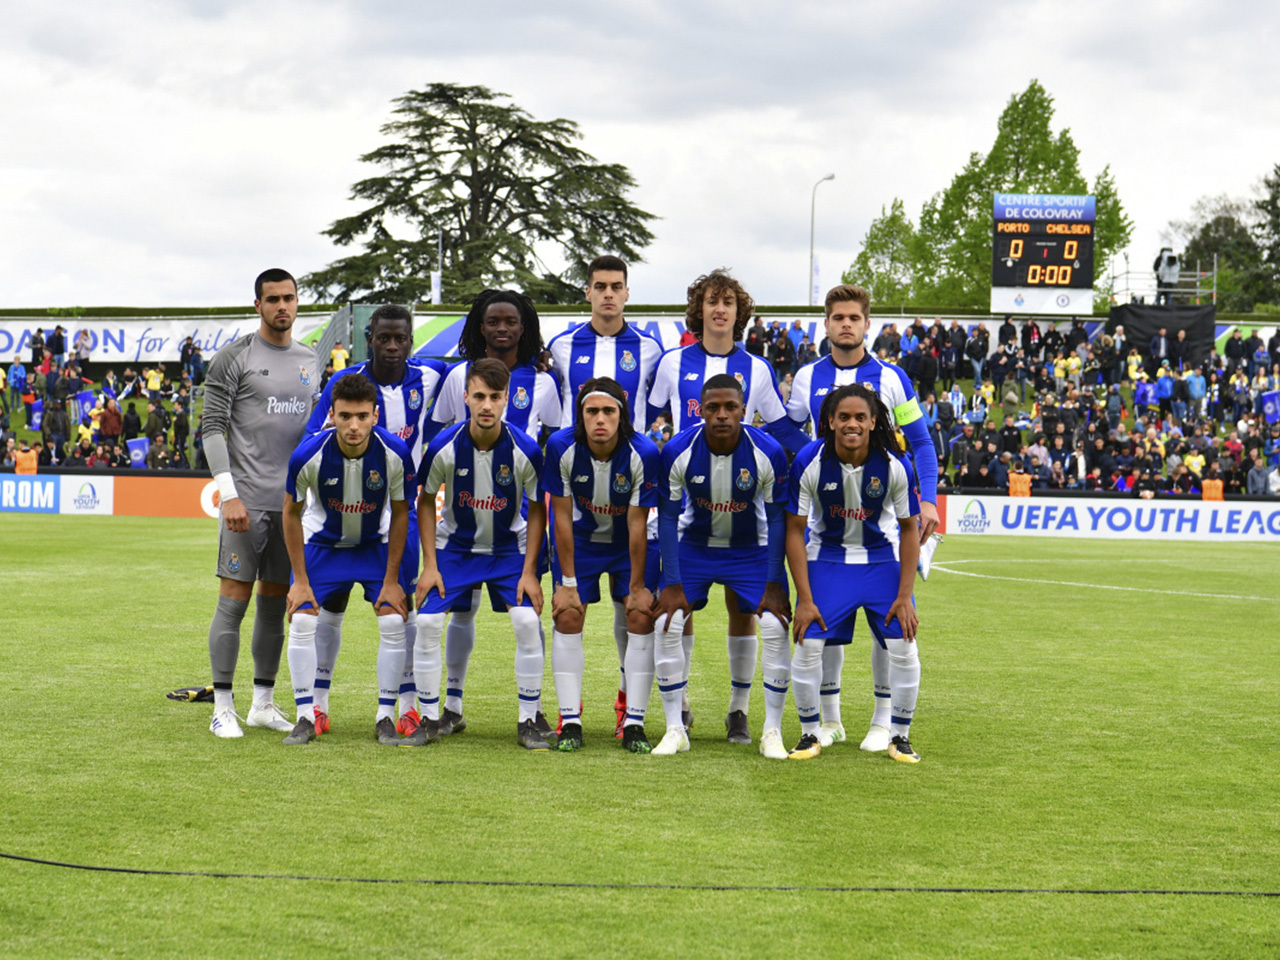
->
[929,562,1278,603]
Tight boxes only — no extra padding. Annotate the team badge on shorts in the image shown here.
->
[736,467,753,491]
[620,350,637,372]
[366,470,384,491]
[866,476,884,498]
[612,472,632,494]
[513,386,530,409]
[496,464,513,486]
[228,554,241,573]
[299,365,311,386]
[408,389,422,410]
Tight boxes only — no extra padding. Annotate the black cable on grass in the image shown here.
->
[2,852,1276,897]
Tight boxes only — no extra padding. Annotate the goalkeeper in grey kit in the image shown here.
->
[203,268,320,738]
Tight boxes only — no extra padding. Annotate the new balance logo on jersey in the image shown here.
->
[458,491,508,511]
[575,356,591,364]
[326,498,377,514]
[267,396,308,415]
[574,475,590,483]
[823,482,839,491]
[324,477,339,486]
[691,475,705,484]
[815,388,830,397]
[457,468,469,477]
[684,372,700,380]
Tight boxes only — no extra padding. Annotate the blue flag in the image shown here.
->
[77,390,96,421]
[127,437,149,469]
[30,398,43,431]
[1263,390,1280,425]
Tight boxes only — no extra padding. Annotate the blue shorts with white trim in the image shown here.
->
[800,559,911,645]
[659,543,776,614]
[422,549,533,615]
[297,542,401,612]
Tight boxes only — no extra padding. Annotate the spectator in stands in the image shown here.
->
[8,356,25,414]
[173,400,190,456]
[98,398,122,447]
[997,314,1017,348]
[778,372,793,405]
[1224,329,1246,374]
[145,433,170,470]
[14,438,38,474]
[966,324,989,387]
[1200,463,1224,500]
[1246,455,1269,495]
[1148,326,1170,376]
[647,416,666,446]
[122,401,142,441]
[144,365,164,400]
[36,439,59,467]
[796,335,817,370]
[768,332,794,384]
[143,401,166,442]
[48,326,67,368]
[189,345,205,385]
[1028,454,1050,489]
[42,400,69,458]
[745,317,767,357]
[29,328,45,366]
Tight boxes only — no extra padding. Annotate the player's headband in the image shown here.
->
[582,391,620,407]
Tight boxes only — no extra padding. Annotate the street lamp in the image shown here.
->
[809,173,835,305]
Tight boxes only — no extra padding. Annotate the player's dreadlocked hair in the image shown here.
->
[573,377,634,447]
[457,289,544,365]
[818,383,904,460]
[684,269,754,342]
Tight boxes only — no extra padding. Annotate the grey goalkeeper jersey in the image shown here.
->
[202,332,319,512]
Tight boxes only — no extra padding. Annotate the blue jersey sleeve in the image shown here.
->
[899,416,938,504]
[765,501,786,583]
[305,369,345,435]
[637,439,661,510]
[540,429,571,498]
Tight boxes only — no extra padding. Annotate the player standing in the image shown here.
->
[547,256,663,735]
[204,268,319,738]
[647,269,810,743]
[279,373,415,745]
[786,284,938,752]
[301,305,446,738]
[787,383,922,762]
[429,289,561,736]
[542,377,661,753]
[409,359,550,750]
[650,375,791,757]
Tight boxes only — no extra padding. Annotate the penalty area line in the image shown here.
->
[929,564,1278,603]
[1,852,1277,897]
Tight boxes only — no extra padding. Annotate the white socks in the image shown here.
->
[759,613,789,733]
[869,641,892,728]
[286,612,318,723]
[511,606,543,723]
[791,637,824,736]
[413,613,445,721]
[552,629,585,725]
[655,611,687,729]
[313,607,344,713]
[375,614,406,722]
[398,611,417,715]
[444,596,477,714]
[623,631,655,726]
[612,600,628,693]
[821,643,844,724]
[885,637,920,738]
[727,634,757,713]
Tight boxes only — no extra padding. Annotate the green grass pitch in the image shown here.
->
[0,516,1277,958]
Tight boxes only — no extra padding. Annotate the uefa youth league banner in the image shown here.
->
[940,493,1279,543]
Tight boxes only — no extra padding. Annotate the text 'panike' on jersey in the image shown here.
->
[421,422,543,556]
[789,441,919,564]
[306,358,447,469]
[430,360,562,438]
[659,424,789,548]
[541,428,660,546]
[547,322,664,430]
[286,426,416,547]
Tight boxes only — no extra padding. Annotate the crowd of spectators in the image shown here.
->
[2,327,206,473]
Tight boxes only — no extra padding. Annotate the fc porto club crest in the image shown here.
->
[408,388,422,411]
[866,475,884,498]
[227,554,241,574]
[366,470,384,491]
[513,386,530,409]
[612,472,632,494]
[299,365,311,386]
[735,467,753,491]
[619,350,637,372]
[733,371,746,390]
[496,464,513,486]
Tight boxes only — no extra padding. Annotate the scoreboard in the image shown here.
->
[991,193,1095,315]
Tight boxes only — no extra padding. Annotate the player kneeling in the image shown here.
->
[787,383,922,762]
[280,373,415,745]
[409,359,550,749]
[543,378,661,753]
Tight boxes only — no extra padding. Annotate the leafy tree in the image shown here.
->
[1166,194,1267,311]
[864,81,1132,309]
[1253,163,1280,306]
[302,83,656,304]
[843,198,916,306]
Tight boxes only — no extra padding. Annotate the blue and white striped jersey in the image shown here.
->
[648,343,788,431]
[658,424,789,549]
[788,441,918,564]
[429,360,562,439]
[286,426,415,548]
[541,429,660,547]
[420,422,543,557]
[546,321,664,430]
[306,358,447,469]
[785,352,938,502]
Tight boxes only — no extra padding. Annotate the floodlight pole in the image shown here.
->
[809,174,835,306]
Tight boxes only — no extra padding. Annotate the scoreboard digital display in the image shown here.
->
[990,193,1095,314]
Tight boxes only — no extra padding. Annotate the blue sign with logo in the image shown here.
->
[0,476,59,513]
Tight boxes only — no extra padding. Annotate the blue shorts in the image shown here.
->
[422,549,533,615]
[298,541,401,611]
[660,543,776,614]
[447,534,548,613]
[399,510,420,592]
[550,538,661,605]
[800,559,911,646]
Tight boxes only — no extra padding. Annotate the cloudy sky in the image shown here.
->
[4,0,1278,309]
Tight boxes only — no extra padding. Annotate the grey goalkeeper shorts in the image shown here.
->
[216,509,290,584]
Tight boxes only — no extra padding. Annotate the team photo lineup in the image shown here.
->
[202,258,938,762]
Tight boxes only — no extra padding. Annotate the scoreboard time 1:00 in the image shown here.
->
[991,221,1094,289]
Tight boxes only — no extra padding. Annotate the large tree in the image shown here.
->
[1166,194,1269,312]
[847,81,1133,310]
[842,198,915,307]
[302,83,656,304]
